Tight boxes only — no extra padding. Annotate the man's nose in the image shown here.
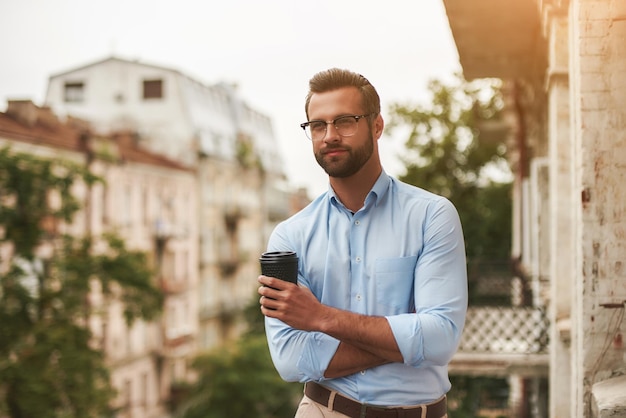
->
[323,123,341,142]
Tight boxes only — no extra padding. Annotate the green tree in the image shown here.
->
[173,297,302,418]
[388,74,512,261]
[0,147,163,418]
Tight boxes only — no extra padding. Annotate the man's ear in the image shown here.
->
[374,114,384,139]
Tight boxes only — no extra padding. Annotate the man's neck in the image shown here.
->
[330,166,382,213]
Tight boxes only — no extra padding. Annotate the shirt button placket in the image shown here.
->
[350,215,365,312]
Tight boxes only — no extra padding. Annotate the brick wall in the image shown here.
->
[572,0,626,415]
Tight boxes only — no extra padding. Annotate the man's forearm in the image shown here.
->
[318,306,403,363]
[324,342,390,378]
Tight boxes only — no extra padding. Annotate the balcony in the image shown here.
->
[451,306,549,377]
[162,326,194,353]
[160,278,188,294]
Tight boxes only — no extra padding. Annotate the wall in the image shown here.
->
[570,0,626,415]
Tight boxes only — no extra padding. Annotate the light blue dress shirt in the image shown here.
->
[265,171,468,406]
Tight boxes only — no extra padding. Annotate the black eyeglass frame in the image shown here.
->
[300,114,373,140]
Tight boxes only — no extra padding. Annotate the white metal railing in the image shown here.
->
[458,306,549,354]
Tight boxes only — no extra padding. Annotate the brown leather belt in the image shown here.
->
[304,382,447,418]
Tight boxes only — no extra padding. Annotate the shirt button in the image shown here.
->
[360,370,366,375]
[355,220,361,225]
[355,256,361,263]
[356,294,362,301]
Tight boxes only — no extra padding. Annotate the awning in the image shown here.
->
[442,0,547,81]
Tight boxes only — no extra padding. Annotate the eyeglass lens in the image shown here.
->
[306,116,359,140]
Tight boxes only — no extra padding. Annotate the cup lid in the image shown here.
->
[260,251,297,259]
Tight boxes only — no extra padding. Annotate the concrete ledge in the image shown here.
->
[450,353,549,377]
[592,375,626,417]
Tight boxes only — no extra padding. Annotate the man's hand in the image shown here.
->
[258,275,327,331]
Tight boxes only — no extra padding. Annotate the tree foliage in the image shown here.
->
[447,376,510,418]
[0,147,163,418]
[387,74,512,260]
[173,297,302,418]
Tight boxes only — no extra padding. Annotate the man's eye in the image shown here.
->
[334,117,355,129]
[309,122,326,132]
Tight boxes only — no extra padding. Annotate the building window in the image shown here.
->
[102,184,109,226]
[141,372,148,407]
[143,79,163,99]
[142,186,149,226]
[64,82,84,102]
[122,183,132,226]
[123,378,132,411]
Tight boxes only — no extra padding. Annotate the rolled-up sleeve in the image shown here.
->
[264,220,343,382]
[265,317,340,382]
[387,198,467,367]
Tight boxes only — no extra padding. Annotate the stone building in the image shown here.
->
[0,100,199,417]
[43,56,294,350]
[443,0,626,416]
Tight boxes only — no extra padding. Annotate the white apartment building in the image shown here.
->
[44,56,293,351]
[0,100,199,417]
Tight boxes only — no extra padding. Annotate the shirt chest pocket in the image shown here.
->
[374,256,417,313]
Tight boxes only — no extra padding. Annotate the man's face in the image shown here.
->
[307,87,376,178]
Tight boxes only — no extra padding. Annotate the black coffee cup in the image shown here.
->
[259,251,298,284]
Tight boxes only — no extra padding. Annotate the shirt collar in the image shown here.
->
[327,170,391,210]
[366,170,391,207]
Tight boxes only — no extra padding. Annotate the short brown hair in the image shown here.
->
[304,68,381,119]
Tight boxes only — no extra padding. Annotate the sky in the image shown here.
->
[0,0,461,197]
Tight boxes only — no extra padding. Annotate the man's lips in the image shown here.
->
[322,147,348,156]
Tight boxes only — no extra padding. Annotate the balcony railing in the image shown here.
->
[458,306,549,355]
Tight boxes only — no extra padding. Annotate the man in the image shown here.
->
[258,68,467,418]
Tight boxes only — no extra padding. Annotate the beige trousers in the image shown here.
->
[295,395,349,418]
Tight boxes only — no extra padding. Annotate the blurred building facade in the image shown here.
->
[0,56,303,416]
[43,56,295,351]
[443,0,626,416]
[0,101,199,417]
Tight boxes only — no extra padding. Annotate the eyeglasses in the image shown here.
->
[300,114,372,141]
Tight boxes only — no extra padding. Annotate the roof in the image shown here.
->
[48,55,184,80]
[0,103,84,151]
[46,56,285,174]
[442,0,547,81]
[112,132,192,171]
[0,100,192,172]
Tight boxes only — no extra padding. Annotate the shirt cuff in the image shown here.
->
[296,332,341,381]
[386,314,424,366]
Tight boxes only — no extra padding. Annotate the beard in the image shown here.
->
[314,131,374,178]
